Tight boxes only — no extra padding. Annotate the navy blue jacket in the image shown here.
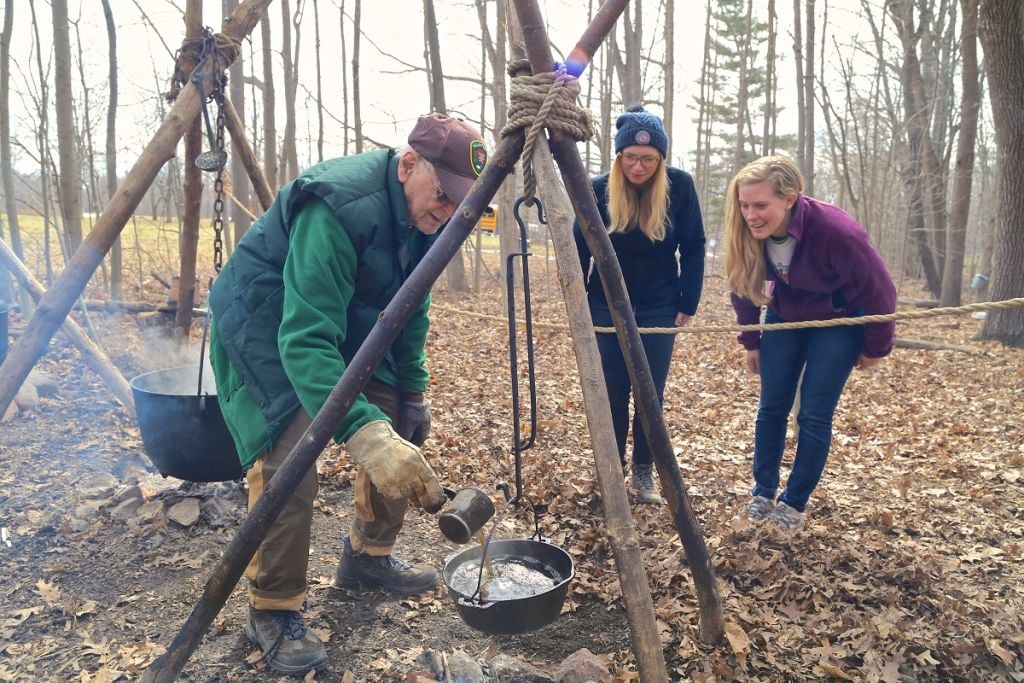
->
[574,167,706,316]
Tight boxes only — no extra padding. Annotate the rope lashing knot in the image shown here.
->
[502,58,596,205]
[165,29,242,102]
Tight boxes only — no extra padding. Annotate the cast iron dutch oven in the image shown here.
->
[131,365,242,482]
[442,537,574,635]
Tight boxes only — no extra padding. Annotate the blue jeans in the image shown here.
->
[592,303,678,468]
[751,309,864,511]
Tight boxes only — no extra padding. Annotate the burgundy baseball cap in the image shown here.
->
[408,113,488,205]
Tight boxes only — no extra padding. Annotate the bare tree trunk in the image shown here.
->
[803,0,816,195]
[339,0,349,155]
[421,0,468,292]
[29,0,55,282]
[496,0,514,289]
[101,0,122,299]
[353,0,363,153]
[51,0,84,255]
[977,141,996,279]
[259,14,278,190]
[793,0,806,168]
[72,19,104,291]
[663,0,674,162]
[606,5,642,110]
[763,0,777,156]
[175,0,205,343]
[891,0,943,296]
[600,38,613,171]
[694,0,714,226]
[939,0,980,306]
[1,0,26,291]
[978,0,1024,345]
[280,0,299,180]
[733,0,752,170]
[226,0,253,246]
[313,0,324,163]
[423,0,446,113]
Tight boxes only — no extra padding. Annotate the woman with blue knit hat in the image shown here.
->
[573,106,706,505]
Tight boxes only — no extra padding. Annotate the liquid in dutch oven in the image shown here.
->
[448,553,559,602]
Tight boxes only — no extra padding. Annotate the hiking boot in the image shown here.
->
[244,607,327,675]
[746,495,776,521]
[769,501,805,532]
[631,464,664,505]
[334,534,437,595]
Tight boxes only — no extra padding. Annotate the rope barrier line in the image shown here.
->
[432,297,1024,335]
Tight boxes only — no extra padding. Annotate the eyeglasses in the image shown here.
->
[433,180,452,206]
[620,152,661,168]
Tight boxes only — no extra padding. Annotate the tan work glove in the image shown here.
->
[345,420,446,513]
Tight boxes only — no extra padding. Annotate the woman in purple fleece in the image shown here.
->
[724,156,897,532]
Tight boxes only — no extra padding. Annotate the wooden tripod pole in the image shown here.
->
[512,0,725,646]
[141,6,634,678]
[529,141,671,683]
[0,0,274,418]
[0,239,135,415]
[221,97,274,212]
[141,128,529,683]
[504,6,667,680]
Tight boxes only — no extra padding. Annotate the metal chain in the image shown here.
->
[210,36,227,274]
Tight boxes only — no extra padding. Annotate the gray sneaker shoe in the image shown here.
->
[746,495,776,521]
[769,501,805,531]
[334,534,437,595]
[631,464,664,505]
[244,607,327,675]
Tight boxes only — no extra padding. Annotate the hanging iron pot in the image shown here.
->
[131,364,241,482]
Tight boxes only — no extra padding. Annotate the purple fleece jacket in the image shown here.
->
[730,195,897,358]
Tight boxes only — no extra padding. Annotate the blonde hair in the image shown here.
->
[606,155,670,241]
[724,156,805,305]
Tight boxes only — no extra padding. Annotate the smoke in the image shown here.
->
[135,325,217,394]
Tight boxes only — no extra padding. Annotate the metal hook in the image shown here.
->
[513,196,547,250]
[190,32,228,172]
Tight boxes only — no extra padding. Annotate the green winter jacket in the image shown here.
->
[208,150,432,468]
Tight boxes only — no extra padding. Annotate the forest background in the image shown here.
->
[0,0,1022,680]
[0,0,1022,346]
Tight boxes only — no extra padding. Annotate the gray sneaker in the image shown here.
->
[631,464,664,505]
[244,607,328,675]
[746,495,776,520]
[769,501,805,531]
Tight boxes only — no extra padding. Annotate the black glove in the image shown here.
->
[396,390,431,446]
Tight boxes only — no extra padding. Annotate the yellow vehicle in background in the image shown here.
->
[477,205,497,234]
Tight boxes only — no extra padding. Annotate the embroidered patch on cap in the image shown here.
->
[470,140,487,176]
[635,130,651,145]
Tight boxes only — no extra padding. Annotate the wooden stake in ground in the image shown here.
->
[0,0,273,418]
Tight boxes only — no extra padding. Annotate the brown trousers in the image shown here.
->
[245,380,410,610]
